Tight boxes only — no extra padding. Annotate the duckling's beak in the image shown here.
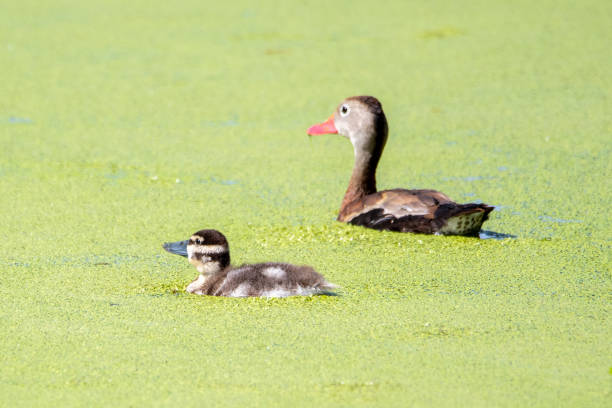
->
[162,240,189,257]
[307,114,337,135]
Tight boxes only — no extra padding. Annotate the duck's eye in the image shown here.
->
[195,238,202,245]
[340,104,350,117]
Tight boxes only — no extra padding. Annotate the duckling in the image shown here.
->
[307,95,494,236]
[163,229,337,297]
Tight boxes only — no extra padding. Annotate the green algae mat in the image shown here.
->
[1,0,610,406]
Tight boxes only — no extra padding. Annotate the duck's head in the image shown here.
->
[163,229,230,275]
[307,96,389,157]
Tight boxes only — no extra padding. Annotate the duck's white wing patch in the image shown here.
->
[262,267,286,279]
[438,211,484,235]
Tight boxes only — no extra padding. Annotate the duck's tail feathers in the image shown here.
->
[435,203,495,235]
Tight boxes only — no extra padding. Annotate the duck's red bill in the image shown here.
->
[307,114,337,135]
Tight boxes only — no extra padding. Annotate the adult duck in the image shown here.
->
[307,95,493,235]
[163,229,337,297]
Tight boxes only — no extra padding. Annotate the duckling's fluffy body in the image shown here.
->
[186,262,335,297]
[163,229,336,298]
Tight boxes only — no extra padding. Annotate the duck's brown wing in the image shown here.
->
[340,189,493,235]
[339,189,453,221]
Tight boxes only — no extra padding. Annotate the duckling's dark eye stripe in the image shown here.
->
[191,253,207,261]
[191,252,228,263]
[207,253,228,263]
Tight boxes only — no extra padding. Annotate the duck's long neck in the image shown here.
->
[338,144,384,219]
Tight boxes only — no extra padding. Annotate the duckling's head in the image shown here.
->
[163,229,230,275]
[307,96,388,157]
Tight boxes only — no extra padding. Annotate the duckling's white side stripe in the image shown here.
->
[192,245,227,254]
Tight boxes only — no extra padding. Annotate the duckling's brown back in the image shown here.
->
[214,263,335,298]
